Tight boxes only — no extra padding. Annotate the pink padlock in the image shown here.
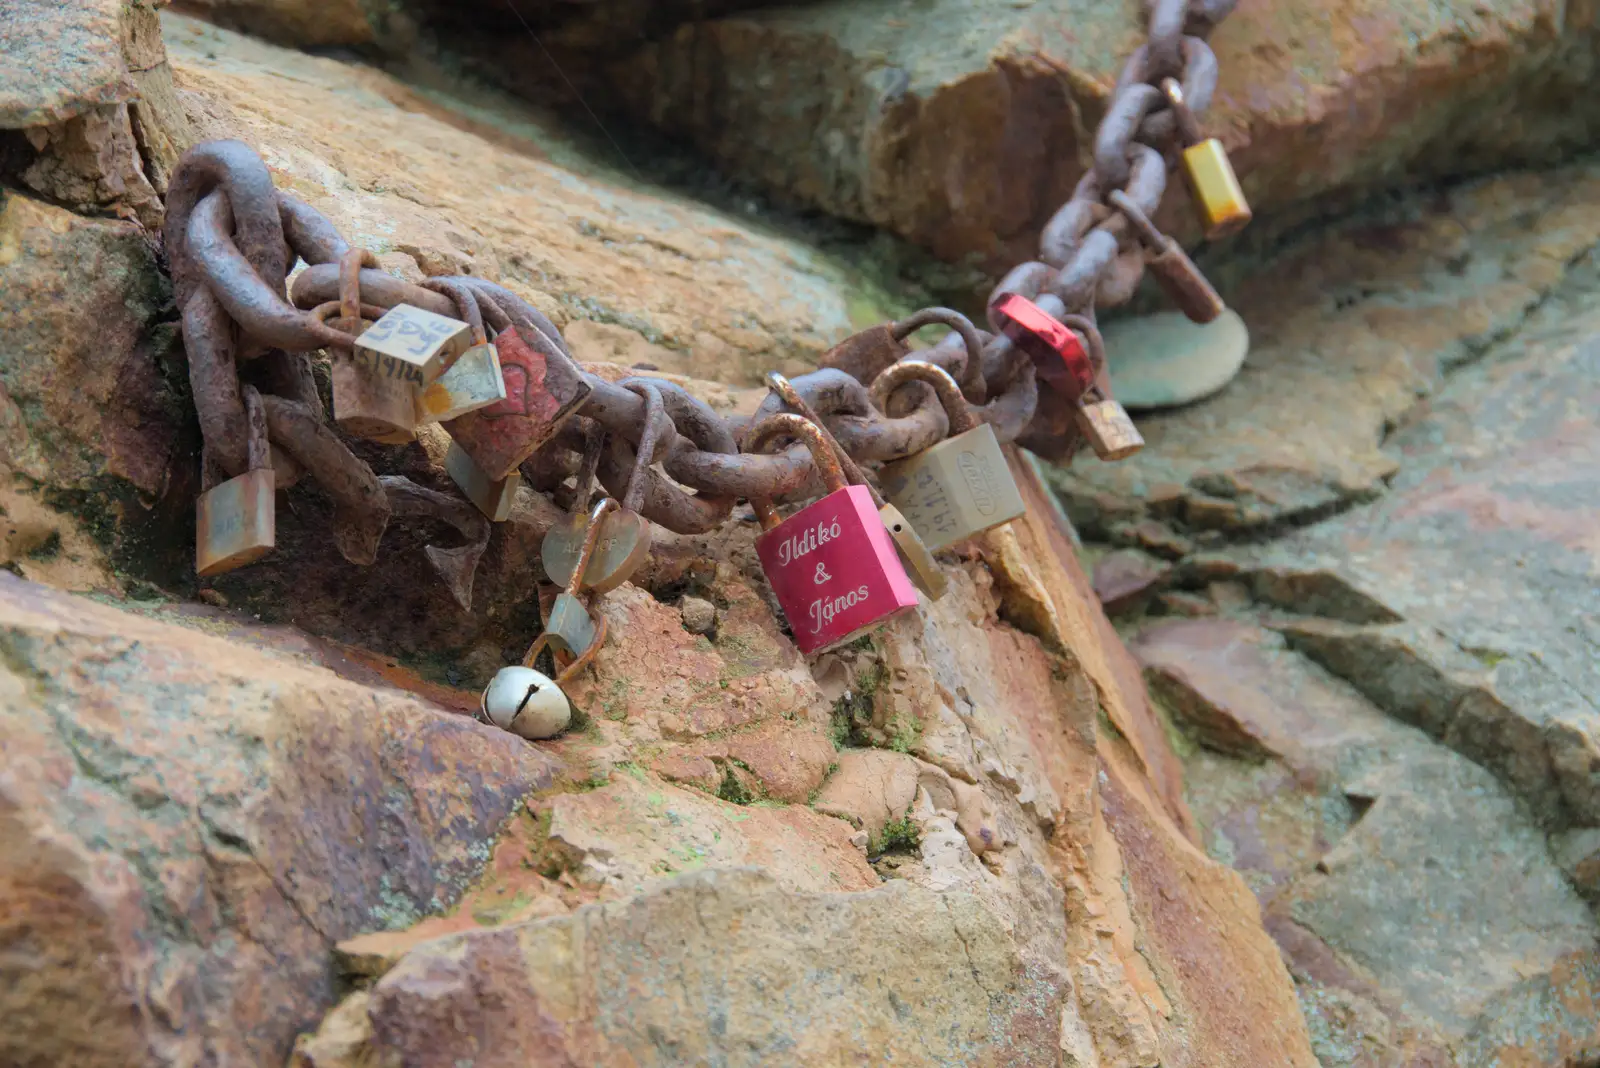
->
[746,413,919,655]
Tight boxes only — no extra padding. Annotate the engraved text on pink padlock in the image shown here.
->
[756,483,918,655]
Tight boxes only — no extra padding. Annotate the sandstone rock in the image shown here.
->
[604,0,1600,273]
[1142,617,1600,1066]
[173,0,378,48]
[678,593,717,634]
[293,867,1067,1067]
[1092,547,1171,617]
[811,747,922,845]
[0,573,559,1068]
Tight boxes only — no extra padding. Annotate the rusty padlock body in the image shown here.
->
[446,323,592,481]
[874,362,1027,552]
[196,385,275,577]
[1107,190,1224,325]
[818,310,986,399]
[746,413,919,656]
[1075,391,1146,461]
[355,303,473,386]
[446,440,520,522]
[765,372,947,601]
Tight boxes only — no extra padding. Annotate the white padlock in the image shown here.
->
[480,666,572,740]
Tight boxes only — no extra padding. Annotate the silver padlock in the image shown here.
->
[479,665,572,740]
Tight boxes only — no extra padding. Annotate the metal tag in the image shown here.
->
[543,591,598,659]
[416,342,507,425]
[333,354,418,444]
[445,441,519,522]
[354,303,472,385]
[446,325,592,481]
[878,502,948,601]
[196,467,275,577]
[880,423,1026,551]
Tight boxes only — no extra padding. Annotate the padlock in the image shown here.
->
[764,372,948,601]
[872,361,1027,551]
[1075,388,1145,461]
[1163,78,1251,241]
[523,497,615,680]
[196,384,275,577]
[318,252,420,444]
[416,332,507,425]
[446,440,520,522]
[745,412,919,655]
[1107,190,1224,325]
[817,311,984,395]
[355,303,473,386]
[445,323,593,481]
[541,381,668,594]
[480,665,572,741]
[989,293,1096,398]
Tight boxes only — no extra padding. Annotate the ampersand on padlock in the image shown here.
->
[745,412,919,656]
[872,360,1028,551]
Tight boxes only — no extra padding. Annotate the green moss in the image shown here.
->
[874,816,921,855]
[716,766,756,806]
[25,530,61,561]
[888,711,922,754]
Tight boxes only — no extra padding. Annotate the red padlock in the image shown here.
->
[745,413,919,656]
[990,293,1094,398]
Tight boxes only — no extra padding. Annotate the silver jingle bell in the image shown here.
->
[480,666,573,741]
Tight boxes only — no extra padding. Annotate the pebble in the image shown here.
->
[680,595,718,635]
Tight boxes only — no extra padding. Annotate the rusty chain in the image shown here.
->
[162,0,1237,589]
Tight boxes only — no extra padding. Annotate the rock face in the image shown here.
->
[0,573,559,1068]
[600,0,1600,273]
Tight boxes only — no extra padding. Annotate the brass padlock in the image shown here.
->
[1107,190,1224,325]
[1163,78,1252,241]
[1075,387,1145,461]
[765,372,948,601]
[523,497,615,682]
[446,440,519,522]
[872,361,1027,551]
[540,382,669,594]
[196,384,275,577]
[355,303,473,386]
[416,333,507,425]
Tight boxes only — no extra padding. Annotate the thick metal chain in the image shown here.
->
[162,0,1234,572]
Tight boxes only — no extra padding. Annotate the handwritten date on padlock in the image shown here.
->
[756,485,918,656]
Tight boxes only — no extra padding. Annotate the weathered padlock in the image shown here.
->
[446,440,519,522]
[541,381,668,594]
[816,308,984,395]
[1108,190,1224,325]
[1163,78,1252,241]
[355,302,473,386]
[746,413,919,655]
[416,329,507,425]
[1075,387,1145,461]
[872,361,1027,551]
[445,323,593,480]
[523,498,615,678]
[479,665,572,741]
[321,250,419,444]
[196,384,275,577]
[764,372,947,600]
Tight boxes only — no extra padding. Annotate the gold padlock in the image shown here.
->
[196,385,275,577]
[1075,389,1145,462]
[1164,79,1251,241]
[872,361,1027,551]
[765,372,948,601]
[445,440,520,522]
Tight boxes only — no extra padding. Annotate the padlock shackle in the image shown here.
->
[242,384,270,473]
[420,276,489,346]
[763,373,883,508]
[310,299,389,332]
[572,418,606,511]
[618,381,669,514]
[1056,314,1107,375]
[565,497,620,599]
[743,412,848,522]
[521,606,609,684]
[1160,78,1205,148]
[889,308,986,398]
[868,360,976,437]
[337,247,380,333]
